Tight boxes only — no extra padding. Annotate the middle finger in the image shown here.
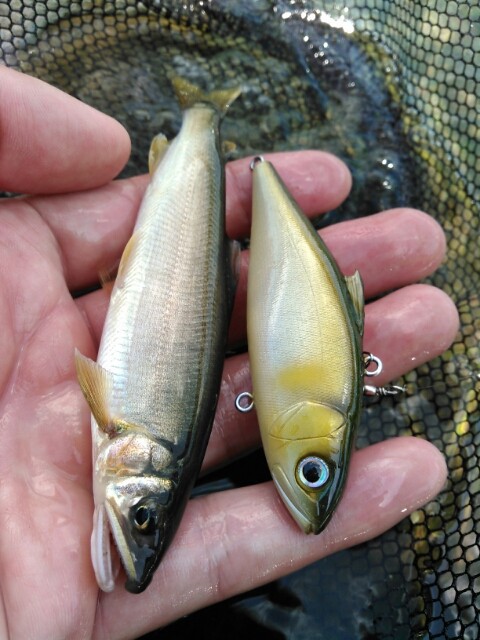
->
[76,207,446,347]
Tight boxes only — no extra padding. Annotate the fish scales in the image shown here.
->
[99,122,224,445]
[75,83,239,593]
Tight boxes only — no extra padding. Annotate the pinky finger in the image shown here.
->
[96,437,446,639]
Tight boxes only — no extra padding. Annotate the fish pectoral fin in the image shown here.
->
[148,134,169,174]
[171,76,241,115]
[345,270,365,335]
[75,349,117,435]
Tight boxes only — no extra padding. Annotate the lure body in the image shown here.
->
[76,80,239,593]
[247,159,364,534]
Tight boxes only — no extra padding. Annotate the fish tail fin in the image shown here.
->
[171,76,241,116]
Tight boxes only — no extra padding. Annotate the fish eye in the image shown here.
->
[132,502,160,535]
[296,456,330,490]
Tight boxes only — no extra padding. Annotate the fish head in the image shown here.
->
[267,401,352,534]
[92,474,173,594]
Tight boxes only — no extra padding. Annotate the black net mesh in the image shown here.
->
[1,1,479,638]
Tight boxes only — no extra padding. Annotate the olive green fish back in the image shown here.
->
[1,1,478,637]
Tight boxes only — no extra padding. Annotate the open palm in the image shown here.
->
[0,67,458,639]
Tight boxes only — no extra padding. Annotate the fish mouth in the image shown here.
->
[91,502,161,594]
[91,504,118,592]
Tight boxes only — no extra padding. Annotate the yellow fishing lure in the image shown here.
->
[247,157,364,533]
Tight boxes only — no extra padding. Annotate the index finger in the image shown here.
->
[16,151,351,292]
[0,67,131,194]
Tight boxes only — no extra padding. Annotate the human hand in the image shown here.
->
[0,67,458,639]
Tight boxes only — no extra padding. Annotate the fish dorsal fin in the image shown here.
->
[75,350,118,436]
[226,239,241,316]
[229,239,241,286]
[345,270,365,335]
[171,76,241,116]
[148,134,169,174]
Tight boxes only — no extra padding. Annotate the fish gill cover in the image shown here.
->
[0,0,478,637]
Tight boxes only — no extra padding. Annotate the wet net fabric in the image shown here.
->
[1,1,479,638]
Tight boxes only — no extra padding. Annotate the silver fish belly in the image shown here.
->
[76,82,239,593]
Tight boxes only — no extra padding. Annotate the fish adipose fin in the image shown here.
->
[222,140,237,159]
[344,270,364,336]
[171,76,241,116]
[148,134,169,174]
[75,350,118,437]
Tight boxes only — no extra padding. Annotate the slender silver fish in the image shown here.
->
[247,157,364,534]
[76,78,240,593]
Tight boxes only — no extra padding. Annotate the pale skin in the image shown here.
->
[0,66,459,639]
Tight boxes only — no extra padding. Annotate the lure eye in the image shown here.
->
[297,456,330,489]
[133,503,159,535]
